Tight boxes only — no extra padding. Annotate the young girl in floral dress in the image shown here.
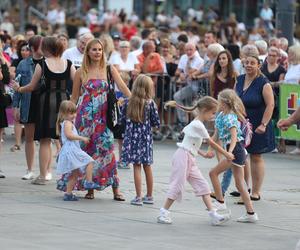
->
[121,74,160,206]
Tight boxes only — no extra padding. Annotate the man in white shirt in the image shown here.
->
[62,32,94,69]
[62,32,94,96]
[260,4,274,31]
[174,43,204,126]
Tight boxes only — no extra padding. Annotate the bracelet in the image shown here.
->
[261,122,267,127]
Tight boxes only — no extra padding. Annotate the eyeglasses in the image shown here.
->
[268,54,278,57]
[120,46,129,48]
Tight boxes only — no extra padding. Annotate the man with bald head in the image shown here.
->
[174,42,204,127]
[137,40,163,74]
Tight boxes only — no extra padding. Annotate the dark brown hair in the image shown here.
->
[211,50,236,97]
[28,35,43,52]
[41,36,64,57]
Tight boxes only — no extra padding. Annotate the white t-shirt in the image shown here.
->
[62,47,83,68]
[260,8,273,21]
[109,53,139,71]
[177,120,209,156]
[284,64,300,84]
[178,53,204,74]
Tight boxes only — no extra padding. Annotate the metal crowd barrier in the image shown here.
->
[145,73,211,140]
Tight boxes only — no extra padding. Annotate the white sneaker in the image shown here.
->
[22,171,35,180]
[237,213,259,223]
[289,148,300,155]
[212,200,227,211]
[45,173,52,181]
[157,208,172,224]
[209,211,231,226]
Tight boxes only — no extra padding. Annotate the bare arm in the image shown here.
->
[207,137,234,160]
[17,64,42,92]
[228,127,237,153]
[110,65,131,97]
[70,64,76,82]
[70,68,82,104]
[256,83,274,134]
[278,106,300,130]
[64,120,87,141]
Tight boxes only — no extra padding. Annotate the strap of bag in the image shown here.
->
[106,65,115,90]
[41,60,46,82]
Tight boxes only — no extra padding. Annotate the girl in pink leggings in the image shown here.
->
[157,96,233,226]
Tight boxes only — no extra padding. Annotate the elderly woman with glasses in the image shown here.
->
[109,40,140,77]
[261,46,286,153]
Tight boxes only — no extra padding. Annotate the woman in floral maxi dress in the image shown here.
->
[57,39,130,199]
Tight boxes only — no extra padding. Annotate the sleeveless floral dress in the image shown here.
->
[57,79,119,191]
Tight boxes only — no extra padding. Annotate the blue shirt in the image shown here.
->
[215,112,243,146]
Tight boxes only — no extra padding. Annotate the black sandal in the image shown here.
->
[114,194,125,201]
[84,192,94,199]
[250,195,261,201]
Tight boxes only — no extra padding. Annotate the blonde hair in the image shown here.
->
[119,71,130,84]
[127,74,153,123]
[81,39,106,83]
[165,96,218,114]
[99,34,115,59]
[217,89,246,122]
[268,46,280,56]
[56,100,77,136]
[288,45,300,65]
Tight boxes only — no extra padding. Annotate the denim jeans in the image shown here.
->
[221,168,233,194]
[173,80,199,124]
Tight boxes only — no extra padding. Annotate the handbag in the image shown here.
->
[106,65,122,133]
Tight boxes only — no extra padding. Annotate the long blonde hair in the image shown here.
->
[217,89,246,122]
[81,39,106,82]
[56,100,77,136]
[165,96,218,114]
[127,74,153,123]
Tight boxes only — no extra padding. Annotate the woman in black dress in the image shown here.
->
[13,36,76,185]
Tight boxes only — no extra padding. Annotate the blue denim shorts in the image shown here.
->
[226,142,246,167]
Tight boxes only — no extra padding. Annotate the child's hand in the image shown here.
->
[205,151,215,158]
[118,97,125,106]
[81,136,90,144]
[226,152,234,161]
[164,100,177,109]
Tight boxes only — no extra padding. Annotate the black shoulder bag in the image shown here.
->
[106,65,121,133]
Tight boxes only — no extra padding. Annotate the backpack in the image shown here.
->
[240,118,253,148]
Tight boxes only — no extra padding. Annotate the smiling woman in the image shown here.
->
[57,39,130,200]
[235,51,275,201]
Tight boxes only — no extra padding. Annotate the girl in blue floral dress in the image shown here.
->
[121,74,160,206]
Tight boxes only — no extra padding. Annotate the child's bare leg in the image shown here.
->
[163,198,175,210]
[85,162,94,182]
[209,159,232,201]
[118,139,123,161]
[66,169,80,194]
[202,194,214,211]
[133,164,142,197]
[232,166,254,212]
[244,158,251,188]
[143,164,153,197]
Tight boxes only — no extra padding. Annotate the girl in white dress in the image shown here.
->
[56,101,99,201]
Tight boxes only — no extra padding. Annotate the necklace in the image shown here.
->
[243,74,257,91]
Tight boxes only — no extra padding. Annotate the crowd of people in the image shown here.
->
[0,4,300,227]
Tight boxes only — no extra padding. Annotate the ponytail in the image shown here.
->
[165,96,218,114]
